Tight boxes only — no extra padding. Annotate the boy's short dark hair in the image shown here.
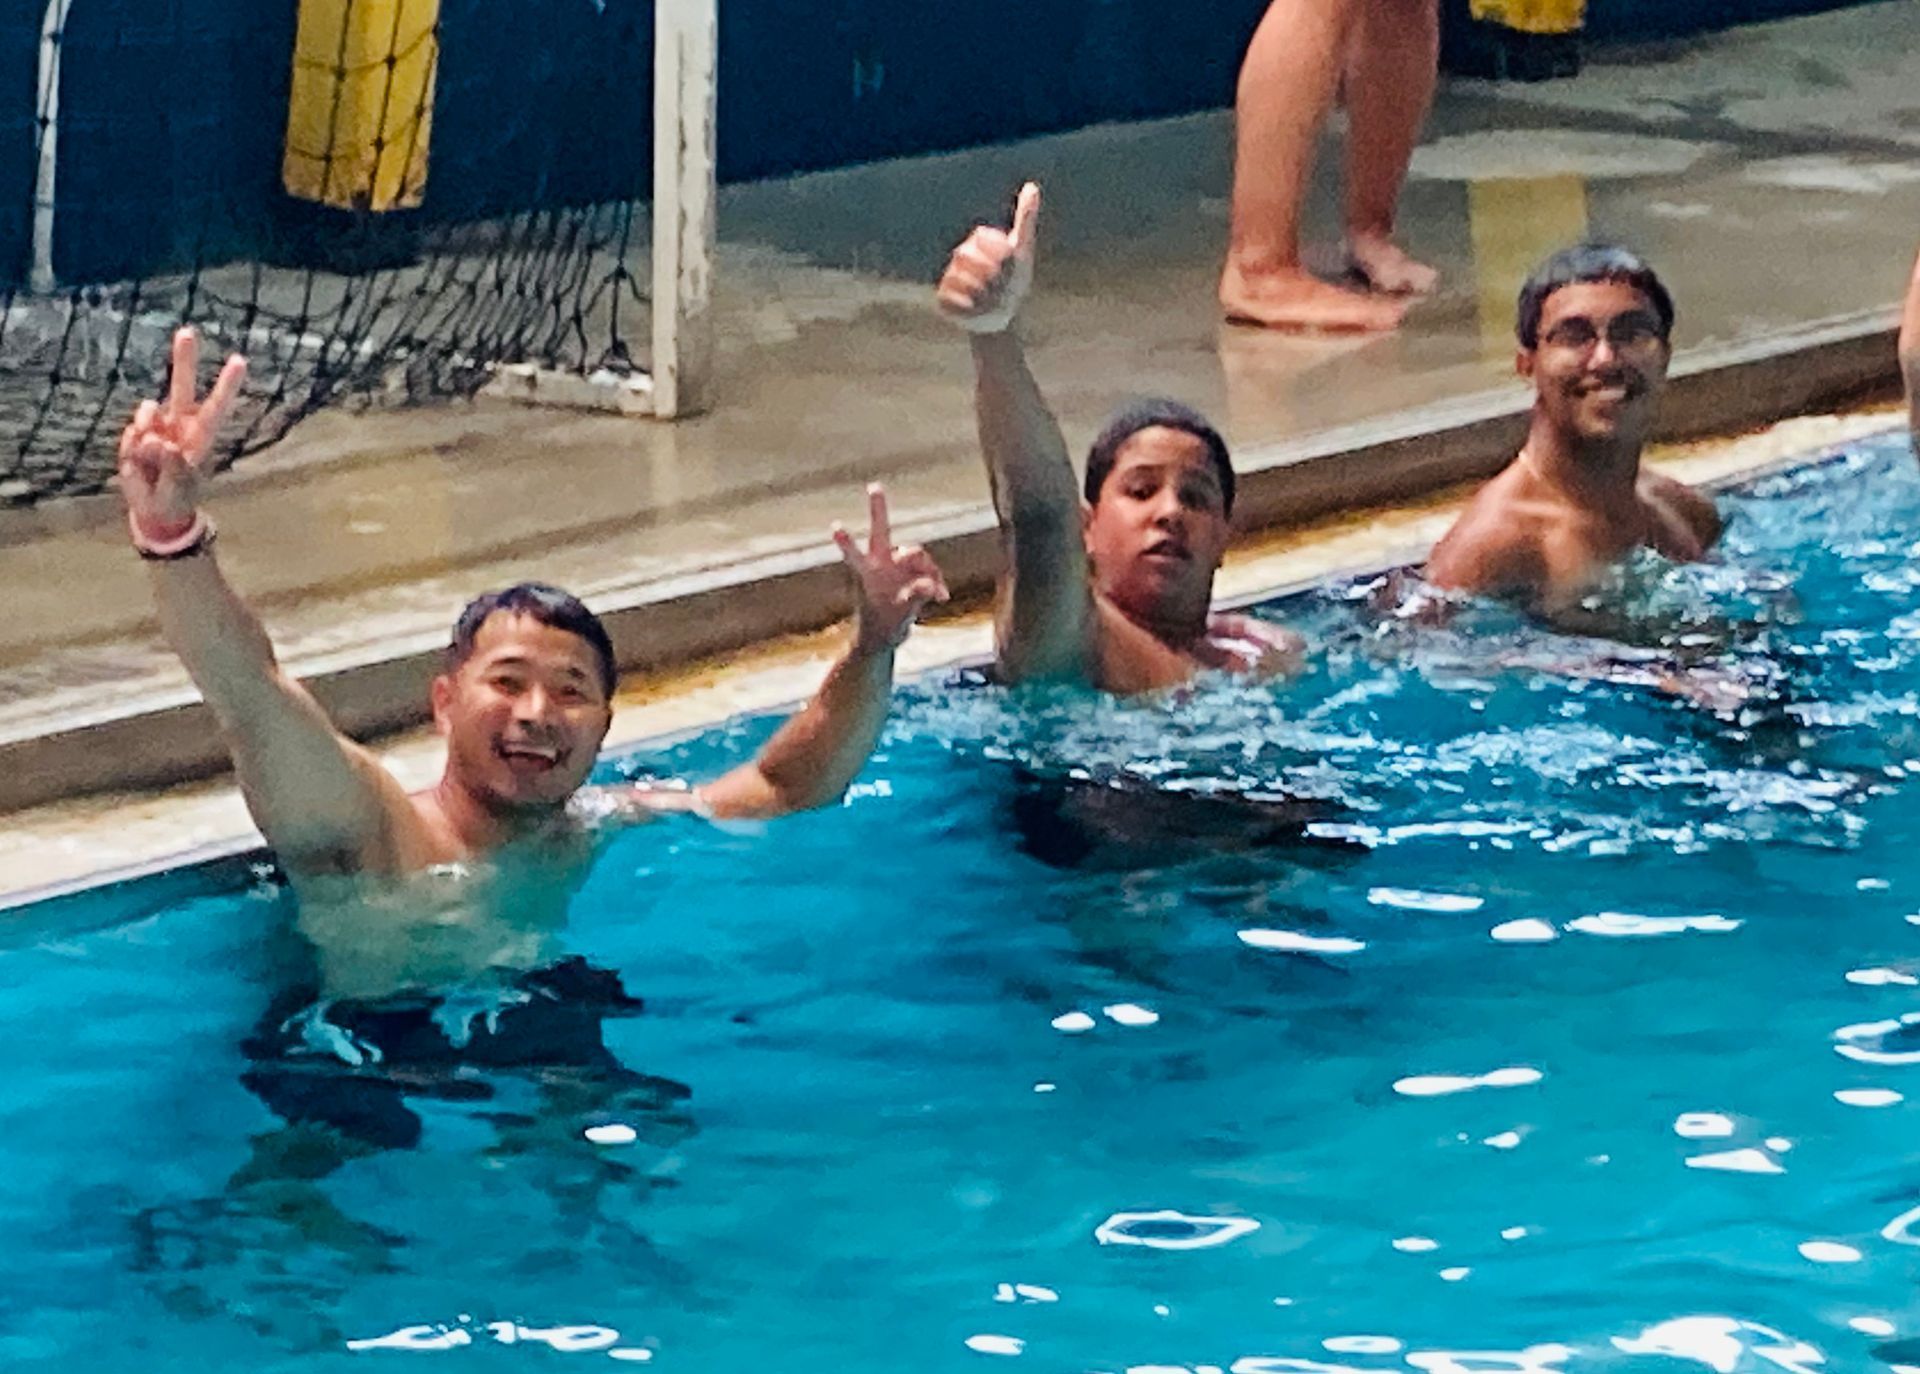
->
[1516,243,1675,350]
[1084,398,1236,515]
[447,582,617,699]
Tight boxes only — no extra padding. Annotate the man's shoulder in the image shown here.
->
[1639,470,1721,548]
[1427,485,1550,592]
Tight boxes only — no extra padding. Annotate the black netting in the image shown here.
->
[0,0,654,505]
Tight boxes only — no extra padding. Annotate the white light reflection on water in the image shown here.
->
[1836,1087,1903,1106]
[1323,1335,1401,1355]
[966,1334,1026,1356]
[1612,1316,1825,1372]
[1566,913,1742,938]
[1367,889,1485,914]
[1108,1341,1830,1374]
[1239,928,1367,955]
[1140,1348,1577,1374]
[1406,1351,1571,1372]
[1095,1210,1260,1250]
[1846,967,1919,986]
[1674,1113,1736,1139]
[1394,1067,1542,1097]
[1833,1012,1920,1064]
[345,1320,646,1358]
[1879,1202,1920,1245]
[1685,1148,1784,1175]
[1306,820,1535,849]
[346,1325,472,1352]
[993,1282,1059,1304]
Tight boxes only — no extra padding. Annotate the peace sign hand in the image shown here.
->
[833,484,951,653]
[936,182,1040,335]
[117,327,248,546]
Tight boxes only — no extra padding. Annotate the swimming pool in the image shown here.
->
[5,428,1920,1372]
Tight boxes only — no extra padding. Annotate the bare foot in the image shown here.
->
[1220,262,1406,332]
[1345,232,1439,296]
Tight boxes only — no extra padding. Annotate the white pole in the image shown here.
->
[650,0,716,419]
[31,0,70,293]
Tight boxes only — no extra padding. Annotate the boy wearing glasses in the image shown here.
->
[1424,245,1719,616]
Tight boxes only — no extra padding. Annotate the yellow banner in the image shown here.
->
[1469,0,1585,35]
[283,0,438,212]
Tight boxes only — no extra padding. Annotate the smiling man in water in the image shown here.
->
[936,185,1303,693]
[117,330,950,1217]
[1424,244,1720,617]
[120,330,947,895]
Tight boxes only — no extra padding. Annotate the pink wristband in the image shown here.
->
[129,510,214,560]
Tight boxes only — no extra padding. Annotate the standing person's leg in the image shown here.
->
[1220,0,1406,332]
[1343,0,1441,293]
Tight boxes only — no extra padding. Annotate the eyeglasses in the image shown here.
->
[1538,312,1666,356]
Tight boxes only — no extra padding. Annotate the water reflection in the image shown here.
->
[344,1317,655,1359]
[1613,1316,1824,1372]
[1095,1210,1260,1251]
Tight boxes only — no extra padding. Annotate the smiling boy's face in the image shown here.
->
[1520,279,1672,448]
[1083,425,1232,626]
[432,611,613,812]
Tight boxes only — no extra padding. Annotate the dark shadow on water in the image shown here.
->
[129,942,697,1351]
[1004,766,1357,873]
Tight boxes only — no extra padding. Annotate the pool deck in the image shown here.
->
[0,3,1917,875]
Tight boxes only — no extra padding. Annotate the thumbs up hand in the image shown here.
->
[935,182,1040,336]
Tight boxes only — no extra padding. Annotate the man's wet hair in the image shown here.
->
[1516,243,1675,350]
[447,582,618,699]
[1084,398,1236,516]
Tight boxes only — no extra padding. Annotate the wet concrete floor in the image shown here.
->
[0,0,1915,749]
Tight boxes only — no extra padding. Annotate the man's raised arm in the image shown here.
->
[120,329,410,870]
[687,486,948,821]
[1902,244,1920,445]
[936,184,1095,683]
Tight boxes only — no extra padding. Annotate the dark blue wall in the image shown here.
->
[51,0,293,283]
[0,5,36,284]
[716,0,1266,182]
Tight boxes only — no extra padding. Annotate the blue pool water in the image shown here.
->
[7,430,1920,1372]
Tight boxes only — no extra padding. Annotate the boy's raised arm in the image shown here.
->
[937,185,1097,683]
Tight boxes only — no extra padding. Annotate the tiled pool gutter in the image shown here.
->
[0,306,1899,822]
